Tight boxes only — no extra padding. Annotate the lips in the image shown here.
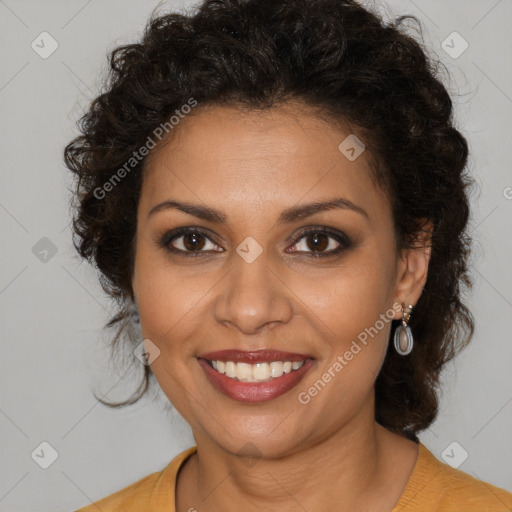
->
[197,349,315,403]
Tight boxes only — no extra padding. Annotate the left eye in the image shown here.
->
[288,229,347,256]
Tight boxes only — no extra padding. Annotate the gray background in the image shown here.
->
[1,0,511,510]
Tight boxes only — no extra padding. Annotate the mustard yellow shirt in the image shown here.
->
[74,443,512,511]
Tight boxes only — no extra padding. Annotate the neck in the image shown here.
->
[176,406,415,512]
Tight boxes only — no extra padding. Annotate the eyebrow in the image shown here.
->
[148,197,369,224]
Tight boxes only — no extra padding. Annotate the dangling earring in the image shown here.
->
[394,304,414,355]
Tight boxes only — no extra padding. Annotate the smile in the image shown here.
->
[197,349,315,403]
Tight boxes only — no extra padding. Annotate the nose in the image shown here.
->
[213,249,294,335]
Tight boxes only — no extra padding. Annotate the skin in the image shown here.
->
[131,103,431,512]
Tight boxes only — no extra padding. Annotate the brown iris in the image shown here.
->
[183,232,206,251]
[305,232,329,252]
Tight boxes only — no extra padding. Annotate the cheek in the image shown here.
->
[132,243,203,361]
[293,274,393,427]
[136,272,206,360]
[133,256,206,414]
[291,250,396,394]
[296,250,397,344]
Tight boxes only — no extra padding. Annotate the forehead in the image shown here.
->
[140,104,388,222]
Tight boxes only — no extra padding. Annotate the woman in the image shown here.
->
[64,0,512,510]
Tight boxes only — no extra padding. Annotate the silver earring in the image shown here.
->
[394,304,414,355]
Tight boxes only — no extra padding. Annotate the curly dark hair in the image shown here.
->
[63,0,474,441]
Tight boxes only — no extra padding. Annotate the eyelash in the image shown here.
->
[158,226,352,258]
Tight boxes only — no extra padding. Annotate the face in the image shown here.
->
[131,103,425,458]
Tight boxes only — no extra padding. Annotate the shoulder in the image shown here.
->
[72,446,197,512]
[394,443,512,512]
[72,471,161,512]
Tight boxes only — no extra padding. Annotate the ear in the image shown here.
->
[392,220,433,320]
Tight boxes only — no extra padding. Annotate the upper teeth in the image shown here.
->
[211,360,305,382]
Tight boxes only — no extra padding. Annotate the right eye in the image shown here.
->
[159,227,223,256]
